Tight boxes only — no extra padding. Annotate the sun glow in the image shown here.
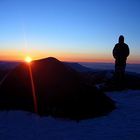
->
[25,56,32,63]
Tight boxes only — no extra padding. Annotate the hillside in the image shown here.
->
[0,57,115,120]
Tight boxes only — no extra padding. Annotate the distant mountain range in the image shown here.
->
[79,62,140,74]
[0,61,19,70]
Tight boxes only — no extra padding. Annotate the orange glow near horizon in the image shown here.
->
[0,49,140,64]
[1,55,140,64]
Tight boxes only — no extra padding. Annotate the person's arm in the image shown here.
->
[113,45,117,59]
[127,45,130,57]
[126,45,130,57]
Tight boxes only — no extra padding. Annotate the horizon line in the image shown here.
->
[0,58,140,65]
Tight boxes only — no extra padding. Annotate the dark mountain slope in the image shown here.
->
[0,57,115,120]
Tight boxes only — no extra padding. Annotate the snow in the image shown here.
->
[0,90,140,140]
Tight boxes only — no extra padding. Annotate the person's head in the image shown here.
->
[119,35,124,43]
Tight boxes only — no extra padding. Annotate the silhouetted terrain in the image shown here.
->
[0,61,19,81]
[0,57,115,120]
[78,70,140,91]
[80,62,140,74]
[64,62,94,72]
[65,63,140,91]
[0,61,140,92]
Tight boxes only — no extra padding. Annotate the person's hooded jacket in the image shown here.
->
[113,36,130,61]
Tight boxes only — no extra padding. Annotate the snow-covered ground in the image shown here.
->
[0,90,140,140]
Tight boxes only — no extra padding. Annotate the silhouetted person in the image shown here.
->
[113,35,130,80]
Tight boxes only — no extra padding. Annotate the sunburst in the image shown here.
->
[25,56,32,63]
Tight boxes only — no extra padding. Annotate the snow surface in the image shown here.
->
[0,90,140,140]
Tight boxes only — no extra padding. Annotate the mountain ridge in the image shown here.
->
[0,57,115,120]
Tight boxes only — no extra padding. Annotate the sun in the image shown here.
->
[25,56,32,63]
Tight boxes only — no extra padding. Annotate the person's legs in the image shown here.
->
[114,60,126,90]
[115,60,126,82]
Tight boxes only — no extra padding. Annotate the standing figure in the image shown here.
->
[113,35,130,80]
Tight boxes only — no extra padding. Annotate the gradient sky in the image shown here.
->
[0,0,140,63]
